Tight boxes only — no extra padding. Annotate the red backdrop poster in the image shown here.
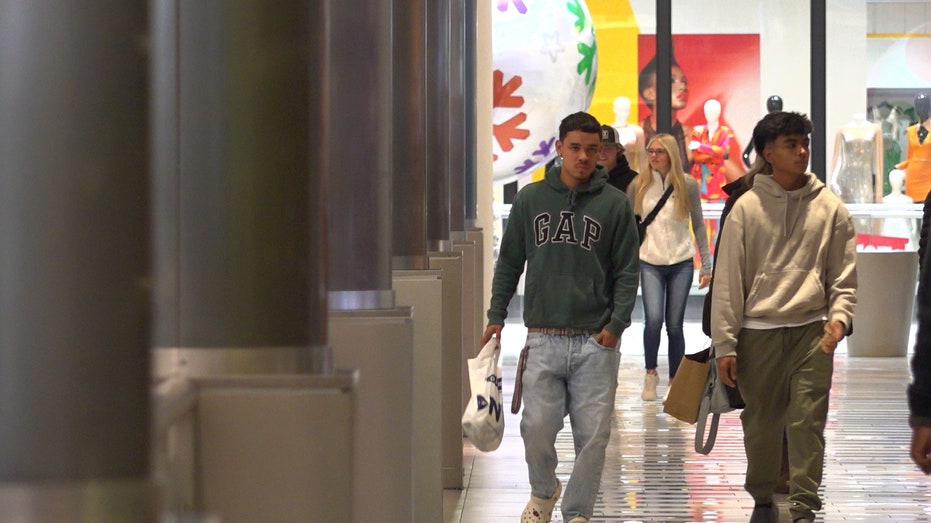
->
[637,34,761,180]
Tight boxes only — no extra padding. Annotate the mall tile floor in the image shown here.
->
[443,322,931,523]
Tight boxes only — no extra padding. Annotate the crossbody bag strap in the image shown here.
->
[640,184,674,228]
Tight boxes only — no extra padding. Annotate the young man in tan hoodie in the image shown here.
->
[710,112,857,523]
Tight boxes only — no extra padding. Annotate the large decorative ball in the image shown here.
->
[492,0,597,183]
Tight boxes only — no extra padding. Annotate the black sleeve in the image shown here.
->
[918,191,931,272]
[702,178,750,337]
[910,203,931,419]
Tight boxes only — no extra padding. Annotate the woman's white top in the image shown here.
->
[627,170,712,274]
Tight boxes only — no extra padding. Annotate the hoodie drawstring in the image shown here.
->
[567,189,578,210]
[785,191,803,237]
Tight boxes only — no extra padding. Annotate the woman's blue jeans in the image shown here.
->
[640,259,694,378]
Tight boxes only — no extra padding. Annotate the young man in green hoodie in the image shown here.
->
[711,112,857,523]
[480,111,640,523]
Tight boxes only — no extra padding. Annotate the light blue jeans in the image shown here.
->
[520,331,621,521]
[640,259,694,379]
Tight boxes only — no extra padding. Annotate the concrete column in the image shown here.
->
[152,0,330,375]
[150,2,346,520]
[325,2,415,522]
[195,373,355,523]
[392,0,429,272]
[0,2,154,520]
[464,0,479,230]
[475,0,496,299]
[430,253,465,488]
[391,2,442,521]
[427,0,452,252]
[393,271,444,523]
[326,0,394,309]
[330,310,414,522]
[448,0,466,238]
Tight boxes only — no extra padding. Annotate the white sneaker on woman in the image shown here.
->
[641,373,659,401]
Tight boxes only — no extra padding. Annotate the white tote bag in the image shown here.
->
[461,338,505,452]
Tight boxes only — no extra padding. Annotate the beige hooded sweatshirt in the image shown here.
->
[710,173,857,358]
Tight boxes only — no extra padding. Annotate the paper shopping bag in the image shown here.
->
[662,353,710,424]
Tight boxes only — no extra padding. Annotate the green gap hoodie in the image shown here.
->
[487,165,641,337]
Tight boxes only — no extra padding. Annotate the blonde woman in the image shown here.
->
[627,133,712,400]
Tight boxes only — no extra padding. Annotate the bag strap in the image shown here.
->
[640,184,674,228]
[694,346,720,455]
[511,345,528,414]
[694,396,720,455]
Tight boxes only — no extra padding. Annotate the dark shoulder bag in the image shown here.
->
[635,185,674,245]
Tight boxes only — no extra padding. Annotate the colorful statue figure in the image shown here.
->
[689,99,735,201]
[689,99,734,254]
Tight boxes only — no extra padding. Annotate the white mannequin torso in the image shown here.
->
[703,99,721,135]
[883,169,912,204]
[612,96,647,173]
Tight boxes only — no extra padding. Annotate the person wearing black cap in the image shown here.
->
[599,124,638,193]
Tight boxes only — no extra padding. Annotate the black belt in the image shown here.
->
[527,327,599,336]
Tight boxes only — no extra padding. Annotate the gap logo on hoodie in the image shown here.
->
[533,211,602,250]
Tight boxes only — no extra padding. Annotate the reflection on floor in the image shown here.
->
[444,322,931,523]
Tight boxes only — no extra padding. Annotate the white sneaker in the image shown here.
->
[641,373,659,401]
[567,517,589,523]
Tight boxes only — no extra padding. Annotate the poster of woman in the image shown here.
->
[637,34,760,185]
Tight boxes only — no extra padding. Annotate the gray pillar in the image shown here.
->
[0,1,154,518]
[326,0,394,309]
[655,0,671,135]
[392,0,429,272]
[427,1,452,252]
[151,1,328,374]
[447,0,466,238]
[152,0,181,351]
[464,0,478,228]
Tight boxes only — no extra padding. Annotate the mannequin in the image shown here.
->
[879,105,904,195]
[897,93,931,202]
[881,168,916,242]
[829,113,883,204]
[743,95,782,168]
[689,99,735,201]
[612,96,647,174]
[689,99,736,254]
[883,169,912,203]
